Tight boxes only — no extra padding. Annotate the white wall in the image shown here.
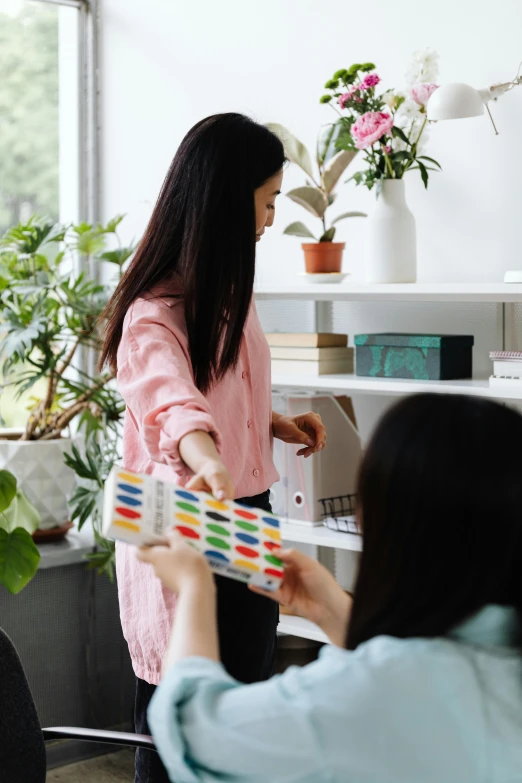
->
[100,0,522,285]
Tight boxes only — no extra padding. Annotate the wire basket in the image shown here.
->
[319,493,360,535]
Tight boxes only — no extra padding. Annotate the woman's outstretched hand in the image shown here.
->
[185,458,235,501]
[272,412,327,458]
[250,549,352,647]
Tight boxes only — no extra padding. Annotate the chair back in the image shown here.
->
[0,627,46,782]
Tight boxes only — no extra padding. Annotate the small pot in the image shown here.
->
[302,242,345,274]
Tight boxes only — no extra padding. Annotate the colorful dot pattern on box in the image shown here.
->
[111,471,284,582]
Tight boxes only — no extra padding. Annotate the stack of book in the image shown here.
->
[266,333,353,376]
[489,351,522,386]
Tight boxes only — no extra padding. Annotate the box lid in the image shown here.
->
[354,333,475,348]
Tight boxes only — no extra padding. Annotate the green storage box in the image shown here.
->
[354,333,474,380]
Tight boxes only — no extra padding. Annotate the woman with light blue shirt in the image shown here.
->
[139,393,522,783]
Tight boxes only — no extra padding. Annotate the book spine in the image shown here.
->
[489,375,522,387]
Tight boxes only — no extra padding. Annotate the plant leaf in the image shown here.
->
[266,123,316,182]
[283,222,317,240]
[391,126,409,144]
[322,150,358,194]
[331,211,367,225]
[319,227,336,242]
[417,160,429,189]
[417,155,442,170]
[0,470,17,514]
[286,187,328,218]
[0,528,40,594]
[0,490,40,534]
[317,124,338,168]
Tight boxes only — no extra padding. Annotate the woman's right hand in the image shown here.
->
[251,549,352,647]
[185,458,235,501]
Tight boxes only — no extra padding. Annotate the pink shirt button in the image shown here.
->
[253,468,260,477]
[242,371,247,379]
[247,420,253,428]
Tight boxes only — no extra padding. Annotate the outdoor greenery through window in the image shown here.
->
[0,0,80,426]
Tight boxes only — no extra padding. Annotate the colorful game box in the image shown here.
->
[102,466,284,591]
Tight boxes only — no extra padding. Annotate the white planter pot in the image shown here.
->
[366,179,417,283]
[0,436,82,530]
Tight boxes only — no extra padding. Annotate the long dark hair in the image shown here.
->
[100,113,285,392]
[347,393,522,650]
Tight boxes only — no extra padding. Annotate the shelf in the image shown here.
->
[272,374,522,402]
[255,282,522,303]
[281,522,362,551]
[278,614,329,644]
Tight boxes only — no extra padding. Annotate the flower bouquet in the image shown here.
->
[320,49,442,191]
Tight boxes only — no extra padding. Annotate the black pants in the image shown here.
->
[134,490,279,783]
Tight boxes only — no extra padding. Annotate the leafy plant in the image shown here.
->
[0,215,135,577]
[267,123,367,242]
[320,55,442,191]
[0,469,41,594]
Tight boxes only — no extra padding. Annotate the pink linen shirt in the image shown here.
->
[115,286,278,684]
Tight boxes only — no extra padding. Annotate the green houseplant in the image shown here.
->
[0,469,40,594]
[0,216,135,576]
[266,122,366,274]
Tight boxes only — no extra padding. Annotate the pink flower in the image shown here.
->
[351,112,394,150]
[339,88,358,109]
[361,73,381,89]
[383,145,392,154]
[411,82,439,106]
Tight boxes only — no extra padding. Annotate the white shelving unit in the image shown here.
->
[281,522,362,551]
[256,282,522,303]
[272,374,522,401]
[278,615,329,644]
[261,283,522,642]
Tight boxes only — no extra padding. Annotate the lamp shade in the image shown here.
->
[427,82,485,121]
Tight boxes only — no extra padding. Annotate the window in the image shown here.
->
[0,0,94,426]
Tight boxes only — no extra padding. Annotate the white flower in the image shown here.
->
[382,89,398,109]
[391,135,408,152]
[394,98,423,129]
[405,48,440,86]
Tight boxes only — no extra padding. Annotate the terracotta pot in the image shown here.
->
[302,242,345,274]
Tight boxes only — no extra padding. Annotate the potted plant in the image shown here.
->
[0,469,41,594]
[266,123,366,275]
[319,51,442,282]
[0,216,133,565]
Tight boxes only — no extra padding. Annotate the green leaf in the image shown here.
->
[99,248,134,266]
[0,470,17,513]
[265,123,316,181]
[360,62,376,72]
[347,63,362,76]
[322,150,358,194]
[391,126,409,144]
[317,124,337,167]
[283,222,317,240]
[286,187,328,218]
[331,211,367,225]
[319,94,333,104]
[0,490,40,534]
[104,215,125,234]
[391,151,412,162]
[0,528,40,594]
[417,160,429,189]
[319,227,336,242]
[417,156,442,170]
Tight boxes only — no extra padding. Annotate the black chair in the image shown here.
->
[0,627,156,782]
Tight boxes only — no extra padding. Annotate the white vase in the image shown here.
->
[366,179,417,283]
[0,436,82,530]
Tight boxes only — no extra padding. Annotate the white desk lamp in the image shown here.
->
[426,62,522,283]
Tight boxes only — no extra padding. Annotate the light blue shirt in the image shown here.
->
[149,605,522,783]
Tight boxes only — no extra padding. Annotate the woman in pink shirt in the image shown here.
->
[100,113,327,783]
